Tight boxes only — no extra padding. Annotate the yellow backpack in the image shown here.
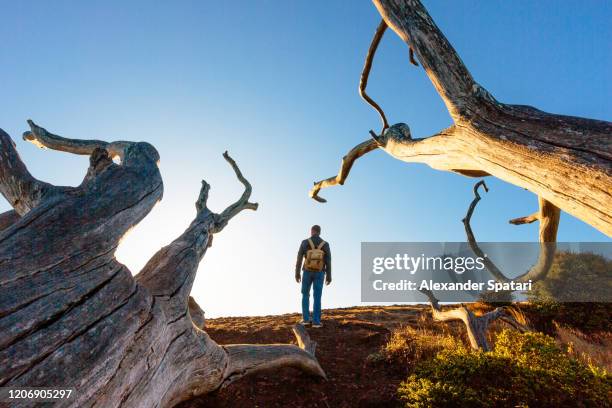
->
[304,239,326,271]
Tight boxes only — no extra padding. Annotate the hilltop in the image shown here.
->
[179,303,611,408]
[180,305,426,407]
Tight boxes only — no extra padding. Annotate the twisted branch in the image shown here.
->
[214,151,258,230]
[23,120,132,161]
[421,289,528,351]
[462,180,508,282]
[360,20,390,133]
[136,151,257,315]
[222,324,326,388]
[463,181,559,284]
[309,138,378,202]
[310,17,412,203]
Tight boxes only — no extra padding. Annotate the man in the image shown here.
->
[295,225,331,328]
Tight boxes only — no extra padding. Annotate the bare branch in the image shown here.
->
[310,138,378,203]
[307,14,425,204]
[214,151,258,231]
[23,119,132,161]
[372,0,482,119]
[462,182,558,284]
[195,180,211,213]
[462,180,509,282]
[222,324,326,387]
[136,151,258,321]
[360,20,390,133]
[509,212,539,225]
[509,197,560,243]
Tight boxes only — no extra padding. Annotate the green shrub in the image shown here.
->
[528,301,612,334]
[398,330,611,408]
[526,251,612,333]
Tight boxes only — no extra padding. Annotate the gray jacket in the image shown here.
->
[295,235,331,279]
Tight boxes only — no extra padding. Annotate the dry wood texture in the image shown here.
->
[0,122,324,407]
[312,0,611,238]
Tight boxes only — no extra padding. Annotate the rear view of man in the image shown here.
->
[295,225,331,328]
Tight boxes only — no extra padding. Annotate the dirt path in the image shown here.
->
[179,305,426,408]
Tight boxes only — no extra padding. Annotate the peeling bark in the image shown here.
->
[0,122,325,407]
[312,0,611,237]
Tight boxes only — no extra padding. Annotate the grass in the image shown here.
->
[370,303,611,408]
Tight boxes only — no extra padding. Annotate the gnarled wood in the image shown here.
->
[422,181,552,351]
[310,138,378,202]
[462,181,559,284]
[0,122,325,408]
[422,289,528,351]
[312,0,612,238]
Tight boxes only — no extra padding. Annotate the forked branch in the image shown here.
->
[136,151,258,316]
[213,151,259,231]
[509,213,539,225]
[310,17,408,203]
[421,289,528,351]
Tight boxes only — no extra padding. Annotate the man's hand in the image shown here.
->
[295,272,301,283]
[325,277,332,286]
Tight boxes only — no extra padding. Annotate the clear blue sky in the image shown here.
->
[1,1,610,316]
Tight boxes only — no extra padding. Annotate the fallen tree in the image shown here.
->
[311,0,611,238]
[0,121,325,408]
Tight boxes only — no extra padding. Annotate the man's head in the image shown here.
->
[311,225,321,236]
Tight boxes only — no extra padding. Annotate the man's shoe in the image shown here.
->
[312,323,323,328]
[299,320,312,326]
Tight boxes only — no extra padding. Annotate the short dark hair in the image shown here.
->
[311,225,321,235]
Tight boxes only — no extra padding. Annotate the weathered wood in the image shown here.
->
[0,123,325,407]
[310,139,378,202]
[422,181,547,351]
[188,296,206,330]
[422,289,528,351]
[312,0,612,237]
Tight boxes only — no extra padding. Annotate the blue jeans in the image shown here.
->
[301,271,324,324]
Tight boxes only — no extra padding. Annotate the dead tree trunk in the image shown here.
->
[311,0,611,237]
[0,122,325,408]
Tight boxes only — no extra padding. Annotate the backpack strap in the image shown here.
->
[307,239,315,250]
[317,240,326,250]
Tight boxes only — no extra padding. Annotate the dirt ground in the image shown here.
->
[178,305,428,408]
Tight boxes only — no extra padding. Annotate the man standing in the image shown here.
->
[295,225,331,328]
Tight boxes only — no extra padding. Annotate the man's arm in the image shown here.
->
[295,240,306,282]
[324,242,332,284]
